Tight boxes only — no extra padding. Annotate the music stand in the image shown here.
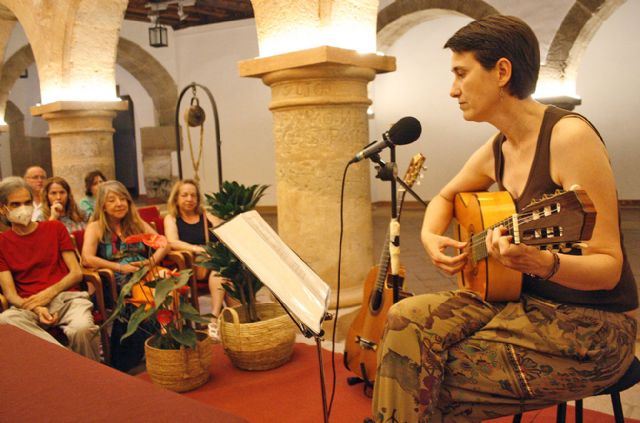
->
[212,211,332,423]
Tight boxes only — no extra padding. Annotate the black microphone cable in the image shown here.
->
[327,160,351,419]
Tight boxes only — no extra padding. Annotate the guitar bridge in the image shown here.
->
[355,336,378,351]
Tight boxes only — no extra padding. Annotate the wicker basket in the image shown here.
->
[220,302,297,371]
[144,332,213,392]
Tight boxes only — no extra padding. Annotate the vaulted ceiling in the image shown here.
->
[125,0,254,30]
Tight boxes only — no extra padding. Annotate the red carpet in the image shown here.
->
[139,343,638,422]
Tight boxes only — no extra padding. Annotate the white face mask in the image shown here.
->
[7,205,34,226]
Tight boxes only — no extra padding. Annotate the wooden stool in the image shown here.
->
[513,356,640,423]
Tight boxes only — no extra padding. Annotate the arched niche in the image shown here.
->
[377,0,499,51]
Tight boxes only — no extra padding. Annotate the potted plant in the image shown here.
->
[103,233,213,392]
[201,181,296,371]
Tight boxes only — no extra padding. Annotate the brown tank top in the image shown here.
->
[492,106,637,312]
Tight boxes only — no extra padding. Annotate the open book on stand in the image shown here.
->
[213,210,331,336]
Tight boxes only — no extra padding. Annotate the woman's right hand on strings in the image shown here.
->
[422,232,468,275]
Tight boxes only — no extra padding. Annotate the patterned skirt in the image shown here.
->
[372,289,637,423]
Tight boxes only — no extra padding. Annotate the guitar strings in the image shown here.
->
[467,207,560,251]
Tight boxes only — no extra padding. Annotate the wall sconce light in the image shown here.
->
[149,20,168,48]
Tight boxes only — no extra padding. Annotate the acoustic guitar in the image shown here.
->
[344,153,426,387]
[454,189,596,301]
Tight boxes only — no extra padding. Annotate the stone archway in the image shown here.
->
[116,38,177,127]
[540,0,626,91]
[5,100,51,177]
[0,37,177,195]
[0,44,33,122]
[0,39,177,127]
[377,0,498,51]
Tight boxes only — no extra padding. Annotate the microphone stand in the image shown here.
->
[371,150,401,303]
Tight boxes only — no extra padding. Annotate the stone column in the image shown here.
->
[239,46,395,309]
[31,101,128,198]
[140,125,178,200]
[0,124,8,177]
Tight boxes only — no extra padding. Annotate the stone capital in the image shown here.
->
[238,45,395,78]
[30,100,129,116]
[30,100,128,137]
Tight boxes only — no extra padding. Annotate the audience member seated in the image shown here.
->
[23,166,47,221]
[0,176,100,361]
[43,176,88,233]
[79,170,106,219]
[164,179,226,341]
[81,180,170,371]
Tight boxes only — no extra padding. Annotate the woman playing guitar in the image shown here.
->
[371,15,637,423]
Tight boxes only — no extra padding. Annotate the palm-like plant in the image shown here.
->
[201,181,268,323]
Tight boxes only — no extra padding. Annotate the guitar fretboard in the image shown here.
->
[469,202,563,263]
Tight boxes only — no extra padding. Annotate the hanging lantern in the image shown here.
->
[149,21,168,48]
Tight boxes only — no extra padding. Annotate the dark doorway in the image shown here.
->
[113,95,139,197]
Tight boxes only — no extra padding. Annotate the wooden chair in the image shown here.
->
[0,271,111,364]
[0,291,8,311]
[137,207,201,310]
[512,356,640,423]
[70,229,118,306]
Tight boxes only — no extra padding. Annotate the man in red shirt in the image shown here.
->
[0,176,100,361]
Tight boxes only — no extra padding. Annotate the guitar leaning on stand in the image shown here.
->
[454,189,596,301]
[344,153,426,391]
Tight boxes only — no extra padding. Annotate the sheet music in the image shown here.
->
[213,210,331,335]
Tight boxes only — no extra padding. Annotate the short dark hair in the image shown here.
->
[84,170,107,196]
[444,15,540,99]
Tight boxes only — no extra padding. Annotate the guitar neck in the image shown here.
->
[468,195,580,262]
[469,216,512,262]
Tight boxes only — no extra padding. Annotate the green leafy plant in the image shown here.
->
[102,234,211,350]
[200,181,268,323]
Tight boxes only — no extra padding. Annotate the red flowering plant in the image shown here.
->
[102,233,212,350]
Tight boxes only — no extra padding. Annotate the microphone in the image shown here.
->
[349,116,422,164]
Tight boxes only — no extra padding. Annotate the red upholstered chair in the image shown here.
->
[137,206,200,310]
[138,205,165,235]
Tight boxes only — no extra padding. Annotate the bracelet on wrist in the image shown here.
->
[538,251,560,280]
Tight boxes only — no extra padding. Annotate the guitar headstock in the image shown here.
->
[517,189,597,248]
[402,153,426,188]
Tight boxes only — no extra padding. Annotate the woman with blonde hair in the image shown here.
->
[82,180,170,371]
[164,179,226,341]
[82,180,169,286]
[42,176,88,233]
